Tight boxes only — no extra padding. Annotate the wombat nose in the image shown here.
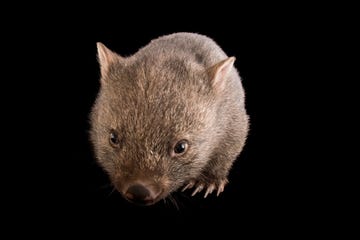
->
[125,184,152,205]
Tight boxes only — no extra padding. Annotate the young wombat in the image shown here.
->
[90,32,249,206]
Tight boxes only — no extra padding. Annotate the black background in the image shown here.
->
[3,4,343,237]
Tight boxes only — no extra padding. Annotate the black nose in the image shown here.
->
[125,184,151,205]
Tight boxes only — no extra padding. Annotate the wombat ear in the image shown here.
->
[96,42,122,79]
[207,57,236,92]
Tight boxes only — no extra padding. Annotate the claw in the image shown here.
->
[216,186,224,196]
[204,184,215,198]
[191,184,204,196]
[182,181,195,192]
[183,178,228,197]
[216,180,227,196]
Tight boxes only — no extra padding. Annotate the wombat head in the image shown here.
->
[90,42,235,205]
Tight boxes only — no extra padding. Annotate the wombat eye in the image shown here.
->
[109,130,120,147]
[173,140,189,156]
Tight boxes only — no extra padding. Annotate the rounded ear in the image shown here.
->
[96,42,123,80]
[207,57,236,92]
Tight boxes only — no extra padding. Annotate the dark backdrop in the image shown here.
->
[4,6,333,237]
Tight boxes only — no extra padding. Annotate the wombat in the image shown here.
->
[90,32,249,206]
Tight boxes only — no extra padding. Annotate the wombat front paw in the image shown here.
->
[181,178,228,198]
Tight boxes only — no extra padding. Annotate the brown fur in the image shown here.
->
[90,32,249,205]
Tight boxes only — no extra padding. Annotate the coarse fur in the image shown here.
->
[90,32,249,205]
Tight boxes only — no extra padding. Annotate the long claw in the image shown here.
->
[191,184,204,196]
[216,186,224,196]
[216,181,227,196]
[204,184,215,198]
[182,181,195,192]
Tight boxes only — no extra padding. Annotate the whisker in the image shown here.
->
[162,197,168,206]
[99,183,113,189]
[178,190,192,201]
[107,186,116,198]
[168,194,179,211]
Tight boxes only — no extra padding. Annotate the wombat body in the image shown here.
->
[90,32,249,205]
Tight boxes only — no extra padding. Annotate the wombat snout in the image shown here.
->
[124,184,162,206]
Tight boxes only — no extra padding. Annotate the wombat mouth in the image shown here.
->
[125,198,157,206]
[124,194,164,206]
